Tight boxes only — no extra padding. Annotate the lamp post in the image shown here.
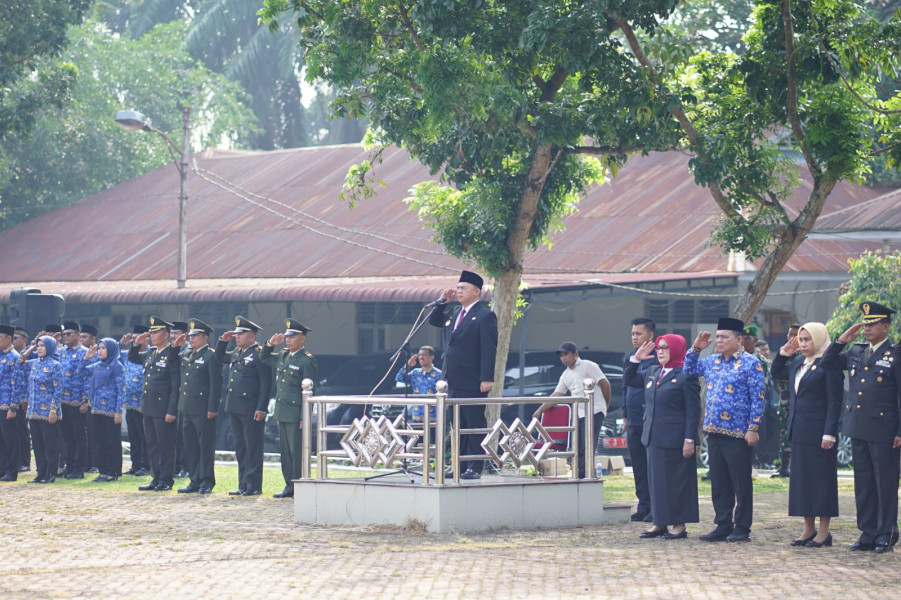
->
[115,107,191,289]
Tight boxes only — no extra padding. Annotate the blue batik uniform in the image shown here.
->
[58,345,88,406]
[684,349,766,437]
[24,358,64,420]
[86,363,126,416]
[120,355,144,411]
[0,347,20,411]
[395,365,441,420]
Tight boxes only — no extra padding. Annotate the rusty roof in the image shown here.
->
[814,187,901,232]
[0,145,890,294]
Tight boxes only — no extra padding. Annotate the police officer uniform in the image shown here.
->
[821,301,901,553]
[260,319,318,498]
[176,319,222,494]
[127,316,180,491]
[215,316,273,496]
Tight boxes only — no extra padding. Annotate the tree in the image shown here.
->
[826,251,901,340]
[0,0,90,142]
[0,20,258,228]
[620,0,901,320]
[260,0,689,395]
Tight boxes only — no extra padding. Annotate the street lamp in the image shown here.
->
[115,107,191,289]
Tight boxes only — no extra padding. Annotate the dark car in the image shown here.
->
[501,349,630,465]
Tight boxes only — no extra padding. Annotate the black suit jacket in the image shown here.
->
[624,362,700,449]
[428,301,498,392]
[127,344,180,418]
[770,353,842,445]
[821,339,901,443]
[215,340,273,416]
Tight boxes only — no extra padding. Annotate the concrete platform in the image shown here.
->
[294,474,631,533]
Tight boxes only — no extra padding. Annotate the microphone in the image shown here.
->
[424,297,447,308]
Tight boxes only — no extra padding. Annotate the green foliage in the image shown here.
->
[0,20,258,229]
[827,251,901,340]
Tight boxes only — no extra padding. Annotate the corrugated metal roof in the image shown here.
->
[815,187,901,232]
[0,145,888,289]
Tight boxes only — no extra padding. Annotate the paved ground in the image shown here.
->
[2,473,899,599]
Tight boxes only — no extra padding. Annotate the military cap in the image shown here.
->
[45,324,63,333]
[62,321,80,332]
[187,318,213,336]
[0,324,14,337]
[860,301,895,324]
[284,318,311,336]
[148,315,173,332]
[717,317,745,333]
[132,324,149,334]
[14,327,29,338]
[81,324,98,337]
[742,325,759,337]
[232,316,261,333]
[459,270,484,289]
[172,321,189,333]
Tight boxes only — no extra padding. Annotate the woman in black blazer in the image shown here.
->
[625,334,701,540]
[771,321,843,548]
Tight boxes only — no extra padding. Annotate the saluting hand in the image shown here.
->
[268,333,285,347]
[220,331,235,342]
[120,333,133,346]
[406,355,418,368]
[779,336,799,357]
[693,331,712,350]
[634,340,656,362]
[134,332,150,347]
[442,288,455,303]
[173,333,187,347]
[837,323,863,345]
[84,344,98,360]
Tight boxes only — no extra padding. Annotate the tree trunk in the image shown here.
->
[734,179,837,321]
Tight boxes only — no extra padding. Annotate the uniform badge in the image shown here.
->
[811,365,817,370]
[724,384,735,394]
[720,411,731,421]
[445,320,451,327]
[671,378,678,384]
[646,381,653,388]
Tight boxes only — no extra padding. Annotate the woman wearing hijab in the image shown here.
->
[18,335,64,483]
[84,338,126,481]
[625,334,701,539]
[771,321,842,547]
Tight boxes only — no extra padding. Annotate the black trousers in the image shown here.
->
[576,412,604,478]
[0,409,20,478]
[448,386,488,474]
[183,413,217,490]
[850,438,900,545]
[17,408,30,469]
[60,404,88,475]
[89,413,121,477]
[143,414,177,486]
[278,420,302,491]
[125,408,147,470]
[175,414,187,473]
[708,433,754,533]
[31,419,59,481]
[627,424,651,515]
[230,413,264,492]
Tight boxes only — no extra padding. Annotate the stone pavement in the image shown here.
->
[1,479,899,599]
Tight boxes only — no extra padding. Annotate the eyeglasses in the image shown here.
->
[62,331,77,336]
[656,346,670,351]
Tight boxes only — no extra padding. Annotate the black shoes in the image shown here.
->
[134,468,151,477]
[770,468,789,478]
[663,530,688,540]
[273,490,294,498]
[242,489,262,496]
[699,527,733,542]
[228,489,245,496]
[726,530,751,543]
[18,465,30,472]
[28,477,42,484]
[178,486,199,494]
[93,474,116,482]
[198,487,212,495]
[153,483,173,492]
[138,482,159,491]
[639,528,668,539]
[66,472,84,480]
[38,476,55,484]
[630,512,648,522]
[460,469,481,480]
[175,470,190,478]
[791,532,817,547]
[0,474,17,482]
[805,534,832,548]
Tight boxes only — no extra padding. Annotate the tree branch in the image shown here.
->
[782,0,821,178]
[566,145,645,156]
[616,17,743,223]
[397,1,426,52]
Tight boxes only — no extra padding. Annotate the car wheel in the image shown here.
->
[696,434,709,468]
[836,432,853,468]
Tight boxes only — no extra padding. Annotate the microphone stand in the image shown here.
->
[366,302,444,483]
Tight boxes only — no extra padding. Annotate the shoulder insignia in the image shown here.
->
[304,350,315,358]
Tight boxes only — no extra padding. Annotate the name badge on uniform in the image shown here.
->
[289,364,300,371]
[876,360,891,368]
[244,356,253,363]
[194,358,205,364]
[156,359,167,367]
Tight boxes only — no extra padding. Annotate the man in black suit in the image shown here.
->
[429,270,498,480]
[821,301,901,554]
[215,316,273,496]
[624,317,657,521]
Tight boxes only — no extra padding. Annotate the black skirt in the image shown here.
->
[647,444,700,526]
[788,440,839,517]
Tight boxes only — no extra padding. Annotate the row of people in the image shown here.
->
[611,301,899,554]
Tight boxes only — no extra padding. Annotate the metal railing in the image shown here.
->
[300,379,597,485]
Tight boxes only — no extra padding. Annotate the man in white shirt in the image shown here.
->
[534,342,611,477]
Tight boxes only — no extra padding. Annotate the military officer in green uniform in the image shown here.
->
[215,316,272,497]
[260,319,318,499]
[173,319,222,495]
[127,316,181,492]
